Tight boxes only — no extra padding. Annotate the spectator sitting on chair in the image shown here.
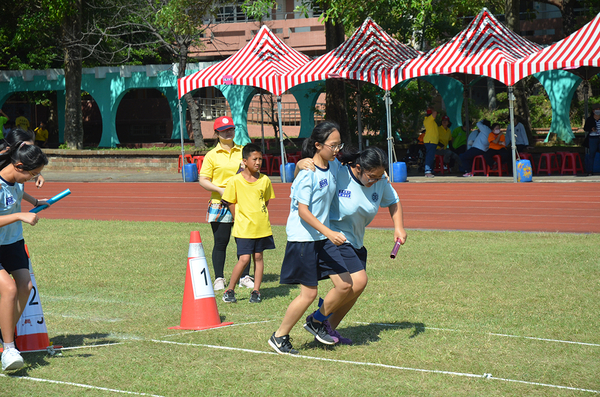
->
[484,123,510,173]
[460,119,492,177]
[505,117,529,154]
[436,115,461,172]
[451,121,468,156]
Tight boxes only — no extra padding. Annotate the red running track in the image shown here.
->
[32,182,600,233]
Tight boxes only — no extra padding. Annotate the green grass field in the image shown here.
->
[2,219,599,396]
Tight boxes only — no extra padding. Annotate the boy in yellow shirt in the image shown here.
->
[221,143,276,303]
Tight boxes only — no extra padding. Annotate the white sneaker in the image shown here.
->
[2,348,24,371]
[238,275,255,289]
[213,277,226,291]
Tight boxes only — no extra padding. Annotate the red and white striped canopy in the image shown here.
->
[284,18,421,91]
[178,25,310,98]
[514,12,600,82]
[402,9,542,86]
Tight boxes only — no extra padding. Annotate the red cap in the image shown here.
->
[442,115,450,121]
[213,116,235,132]
[426,109,432,115]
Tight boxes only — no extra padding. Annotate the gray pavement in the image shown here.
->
[39,169,600,183]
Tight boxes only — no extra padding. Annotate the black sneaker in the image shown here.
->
[222,289,237,303]
[249,290,261,303]
[268,333,298,355]
[303,318,336,345]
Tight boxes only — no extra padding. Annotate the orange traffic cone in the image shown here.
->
[170,231,233,330]
[14,245,55,353]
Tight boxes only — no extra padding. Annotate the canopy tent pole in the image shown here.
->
[260,93,266,153]
[384,90,394,182]
[508,86,517,183]
[178,98,187,182]
[357,81,363,151]
[277,96,287,183]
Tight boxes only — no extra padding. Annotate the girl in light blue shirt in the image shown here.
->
[298,147,407,345]
[269,121,352,355]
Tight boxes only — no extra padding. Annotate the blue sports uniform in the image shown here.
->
[328,164,399,273]
[280,160,347,285]
[0,177,29,273]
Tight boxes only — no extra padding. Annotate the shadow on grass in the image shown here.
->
[338,321,426,345]
[5,333,120,376]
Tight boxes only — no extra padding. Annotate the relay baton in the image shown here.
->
[30,189,71,213]
[390,239,401,259]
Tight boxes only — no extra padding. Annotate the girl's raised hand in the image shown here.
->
[20,212,39,226]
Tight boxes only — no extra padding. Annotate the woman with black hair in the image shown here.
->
[297,146,407,344]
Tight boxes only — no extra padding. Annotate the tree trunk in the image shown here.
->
[505,0,532,137]
[63,1,83,149]
[178,47,205,149]
[560,0,579,37]
[324,12,348,143]
[487,78,497,111]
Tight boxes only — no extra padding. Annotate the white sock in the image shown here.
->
[3,342,15,351]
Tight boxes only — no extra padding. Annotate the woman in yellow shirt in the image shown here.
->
[198,117,253,291]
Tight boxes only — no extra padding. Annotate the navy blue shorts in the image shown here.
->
[280,239,348,286]
[334,243,367,274]
[0,240,29,273]
[235,236,275,256]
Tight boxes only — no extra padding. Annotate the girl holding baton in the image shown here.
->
[297,146,407,344]
[0,142,48,371]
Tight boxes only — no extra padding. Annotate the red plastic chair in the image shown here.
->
[537,153,560,175]
[487,155,509,176]
[261,154,273,175]
[560,152,585,175]
[434,154,445,175]
[270,155,282,176]
[178,154,193,173]
[192,156,204,173]
[471,155,487,176]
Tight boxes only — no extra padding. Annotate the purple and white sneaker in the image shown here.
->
[323,320,353,345]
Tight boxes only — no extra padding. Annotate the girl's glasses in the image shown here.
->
[323,142,344,151]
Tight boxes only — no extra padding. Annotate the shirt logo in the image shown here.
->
[338,189,351,198]
[319,178,329,189]
[371,192,379,202]
[5,194,15,206]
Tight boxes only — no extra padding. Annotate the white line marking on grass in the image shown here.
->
[161,320,274,338]
[148,339,600,394]
[59,342,124,351]
[45,312,124,323]
[355,322,600,348]
[0,374,165,397]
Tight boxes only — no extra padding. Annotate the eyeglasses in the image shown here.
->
[323,142,344,151]
[366,175,384,183]
[27,170,40,178]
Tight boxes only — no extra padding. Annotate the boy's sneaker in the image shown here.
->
[238,275,254,289]
[268,333,298,355]
[303,318,336,345]
[2,348,24,371]
[213,277,226,291]
[462,172,473,177]
[306,314,339,344]
[222,289,237,303]
[249,290,261,303]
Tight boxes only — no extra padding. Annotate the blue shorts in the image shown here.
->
[235,236,276,256]
[334,243,367,274]
[0,240,29,273]
[280,240,348,286]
